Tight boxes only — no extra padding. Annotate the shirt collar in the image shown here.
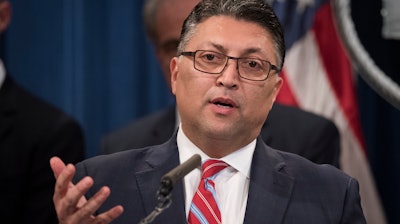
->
[177,123,256,178]
[0,60,6,90]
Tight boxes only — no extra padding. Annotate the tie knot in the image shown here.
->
[201,159,229,179]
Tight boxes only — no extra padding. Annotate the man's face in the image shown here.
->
[0,0,11,33]
[170,16,283,155]
[153,0,200,88]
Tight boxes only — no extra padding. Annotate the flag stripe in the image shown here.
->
[282,31,340,120]
[274,1,387,223]
[312,3,366,150]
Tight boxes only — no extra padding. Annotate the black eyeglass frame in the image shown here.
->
[180,50,281,81]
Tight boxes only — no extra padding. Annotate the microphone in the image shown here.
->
[139,154,201,224]
[159,154,201,196]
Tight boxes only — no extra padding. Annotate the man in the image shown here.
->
[100,0,341,168]
[50,0,365,223]
[0,1,85,223]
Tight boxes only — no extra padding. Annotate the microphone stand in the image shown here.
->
[137,167,189,224]
[138,154,200,224]
[138,186,172,224]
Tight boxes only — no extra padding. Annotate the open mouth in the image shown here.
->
[211,98,236,108]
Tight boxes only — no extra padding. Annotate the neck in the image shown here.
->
[188,131,255,158]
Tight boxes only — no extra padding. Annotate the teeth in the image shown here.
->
[217,103,232,108]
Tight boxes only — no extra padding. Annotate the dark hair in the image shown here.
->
[178,0,285,69]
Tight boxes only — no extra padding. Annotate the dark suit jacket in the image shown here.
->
[0,76,85,223]
[77,135,365,223]
[101,104,340,167]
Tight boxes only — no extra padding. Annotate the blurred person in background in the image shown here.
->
[0,0,85,223]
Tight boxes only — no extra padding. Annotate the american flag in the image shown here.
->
[269,0,387,223]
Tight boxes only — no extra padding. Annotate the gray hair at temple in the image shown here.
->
[177,0,285,70]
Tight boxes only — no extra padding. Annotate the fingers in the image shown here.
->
[51,157,91,220]
[76,187,123,221]
[61,186,124,224]
[60,176,93,216]
[50,157,124,223]
[96,205,124,223]
[50,156,66,178]
[51,156,75,203]
[54,162,76,199]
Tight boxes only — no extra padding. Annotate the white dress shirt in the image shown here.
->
[177,124,256,224]
[0,60,6,90]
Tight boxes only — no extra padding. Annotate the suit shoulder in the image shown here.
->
[265,148,365,223]
[79,148,147,167]
[266,103,339,145]
[278,149,352,183]
[100,106,176,153]
[262,104,340,167]
[270,104,336,127]
[106,106,174,139]
[74,143,172,181]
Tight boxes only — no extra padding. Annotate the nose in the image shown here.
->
[216,59,239,89]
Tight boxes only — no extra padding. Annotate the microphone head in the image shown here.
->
[159,178,173,196]
[159,154,201,196]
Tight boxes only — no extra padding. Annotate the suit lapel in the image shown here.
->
[244,137,294,224]
[135,136,187,223]
[134,134,294,223]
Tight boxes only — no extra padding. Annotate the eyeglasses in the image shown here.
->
[180,50,280,81]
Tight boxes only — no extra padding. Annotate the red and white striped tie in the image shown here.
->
[188,159,229,224]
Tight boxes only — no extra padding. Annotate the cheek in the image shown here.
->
[254,90,272,110]
[259,77,282,99]
[177,74,204,98]
[247,83,278,112]
[172,64,199,98]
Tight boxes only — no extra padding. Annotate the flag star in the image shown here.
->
[296,0,314,13]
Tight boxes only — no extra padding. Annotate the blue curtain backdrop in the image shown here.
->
[1,0,399,223]
[1,0,174,158]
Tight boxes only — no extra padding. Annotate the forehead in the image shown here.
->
[155,0,199,43]
[156,0,199,30]
[186,16,276,61]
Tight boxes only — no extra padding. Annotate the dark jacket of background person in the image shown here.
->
[0,75,85,223]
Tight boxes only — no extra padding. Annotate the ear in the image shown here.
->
[0,1,11,33]
[270,75,283,105]
[170,56,179,96]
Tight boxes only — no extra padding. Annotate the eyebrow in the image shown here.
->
[207,42,265,56]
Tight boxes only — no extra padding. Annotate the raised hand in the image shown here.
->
[50,157,124,224]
